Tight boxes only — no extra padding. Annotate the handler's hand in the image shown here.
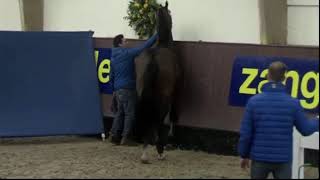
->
[240,158,250,169]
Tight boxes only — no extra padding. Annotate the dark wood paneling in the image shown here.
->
[94,38,319,132]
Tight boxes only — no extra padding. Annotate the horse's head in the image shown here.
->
[157,1,172,32]
[156,1,173,46]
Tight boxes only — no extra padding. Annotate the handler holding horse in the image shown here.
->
[109,33,158,145]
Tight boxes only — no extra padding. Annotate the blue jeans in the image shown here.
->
[251,161,292,179]
[111,89,136,138]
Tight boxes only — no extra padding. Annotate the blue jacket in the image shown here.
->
[110,34,158,91]
[238,82,319,163]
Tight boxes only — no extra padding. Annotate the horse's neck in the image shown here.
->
[157,42,172,48]
[158,31,173,48]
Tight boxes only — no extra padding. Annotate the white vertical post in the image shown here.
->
[297,146,305,179]
[292,127,319,179]
[292,127,302,179]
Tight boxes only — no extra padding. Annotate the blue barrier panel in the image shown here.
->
[229,56,319,113]
[0,31,103,137]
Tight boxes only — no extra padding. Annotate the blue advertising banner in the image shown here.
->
[94,48,113,94]
[229,56,319,113]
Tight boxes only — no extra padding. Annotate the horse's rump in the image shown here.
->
[153,48,178,99]
[135,48,178,101]
[135,50,153,99]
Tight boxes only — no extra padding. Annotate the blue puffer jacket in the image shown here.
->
[110,34,158,91]
[238,82,319,163]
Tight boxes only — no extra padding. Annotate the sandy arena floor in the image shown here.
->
[0,136,318,179]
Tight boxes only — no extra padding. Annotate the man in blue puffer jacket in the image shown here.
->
[238,61,319,179]
[109,33,158,145]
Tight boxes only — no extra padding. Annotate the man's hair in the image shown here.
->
[268,61,288,82]
[113,34,124,47]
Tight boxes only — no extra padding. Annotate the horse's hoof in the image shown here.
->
[157,154,166,161]
[141,159,150,164]
[140,154,149,164]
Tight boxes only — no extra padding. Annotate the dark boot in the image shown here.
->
[120,136,138,146]
[108,132,120,145]
[120,136,128,145]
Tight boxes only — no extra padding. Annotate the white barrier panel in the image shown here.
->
[292,128,319,179]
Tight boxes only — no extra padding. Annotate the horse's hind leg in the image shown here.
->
[141,127,154,164]
[156,123,168,160]
[155,102,170,160]
[141,140,149,164]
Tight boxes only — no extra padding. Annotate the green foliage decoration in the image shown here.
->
[124,0,160,39]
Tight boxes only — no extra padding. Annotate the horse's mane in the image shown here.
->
[157,2,173,47]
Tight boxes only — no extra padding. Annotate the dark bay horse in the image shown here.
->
[134,1,181,163]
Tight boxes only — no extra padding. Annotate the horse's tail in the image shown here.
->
[135,54,159,139]
[168,54,183,137]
